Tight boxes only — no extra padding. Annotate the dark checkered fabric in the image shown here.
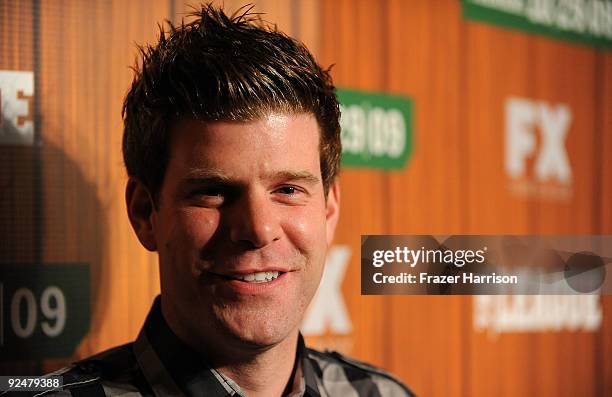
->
[23,296,415,397]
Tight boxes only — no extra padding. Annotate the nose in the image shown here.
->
[228,189,281,249]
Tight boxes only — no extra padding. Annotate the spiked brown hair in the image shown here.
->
[122,3,341,200]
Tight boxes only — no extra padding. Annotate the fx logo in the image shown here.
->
[505,97,572,184]
[302,245,353,335]
[0,70,34,145]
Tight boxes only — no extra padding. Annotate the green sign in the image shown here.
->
[462,0,612,48]
[338,89,414,170]
[0,264,90,360]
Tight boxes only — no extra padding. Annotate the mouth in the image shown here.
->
[201,266,293,294]
[220,271,284,283]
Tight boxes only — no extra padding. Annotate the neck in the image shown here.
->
[215,332,299,397]
[161,302,300,397]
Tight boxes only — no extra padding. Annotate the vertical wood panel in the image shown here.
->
[384,1,467,396]
[599,52,612,397]
[462,19,539,397]
[312,0,390,368]
[529,38,599,397]
[294,0,320,57]
[0,0,35,264]
[29,0,171,371]
[0,0,37,376]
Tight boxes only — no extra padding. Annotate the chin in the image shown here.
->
[217,307,299,349]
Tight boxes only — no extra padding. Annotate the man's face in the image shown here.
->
[147,112,339,350]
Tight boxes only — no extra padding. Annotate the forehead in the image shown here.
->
[172,111,320,142]
[167,112,322,178]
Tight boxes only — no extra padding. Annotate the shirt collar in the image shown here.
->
[133,296,321,397]
[295,334,321,397]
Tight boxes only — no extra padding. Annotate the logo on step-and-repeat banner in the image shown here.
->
[0,70,35,146]
[338,89,414,171]
[505,97,574,200]
[462,0,612,48]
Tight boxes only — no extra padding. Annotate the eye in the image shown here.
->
[192,187,223,197]
[189,186,228,207]
[272,185,309,205]
[276,186,298,195]
[199,187,224,196]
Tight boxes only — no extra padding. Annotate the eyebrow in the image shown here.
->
[272,170,320,185]
[182,169,320,185]
[183,169,235,184]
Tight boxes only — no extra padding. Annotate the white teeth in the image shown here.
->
[254,272,266,281]
[234,271,280,283]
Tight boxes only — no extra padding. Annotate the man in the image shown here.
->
[34,4,415,397]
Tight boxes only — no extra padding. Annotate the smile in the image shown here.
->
[230,271,282,283]
[205,269,291,293]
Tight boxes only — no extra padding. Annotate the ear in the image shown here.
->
[125,177,158,251]
[325,178,341,247]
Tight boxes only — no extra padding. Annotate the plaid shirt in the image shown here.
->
[24,297,415,397]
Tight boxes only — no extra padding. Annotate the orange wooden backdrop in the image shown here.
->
[1,1,610,396]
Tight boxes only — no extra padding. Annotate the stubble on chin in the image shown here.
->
[209,293,304,349]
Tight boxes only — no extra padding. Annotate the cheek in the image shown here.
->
[281,206,328,260]
[158,208,219,263]
[178,208,218,242]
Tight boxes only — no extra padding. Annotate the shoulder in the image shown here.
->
[304,347,417,397]
[12,343,152,397]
